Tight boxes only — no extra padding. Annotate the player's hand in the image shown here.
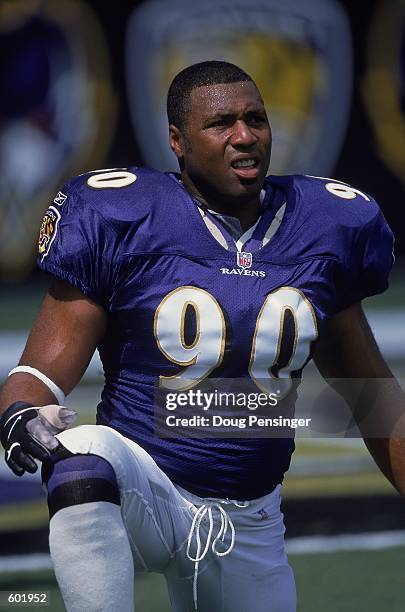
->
[0,401,77,476]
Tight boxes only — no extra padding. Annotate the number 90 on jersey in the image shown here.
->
[153,286,318,396]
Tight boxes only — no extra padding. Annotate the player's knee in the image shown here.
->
[56,424,127,463]
[56,423,112,450]
[42,453,120,518]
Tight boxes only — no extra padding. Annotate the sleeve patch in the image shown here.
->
[38,206,61,261]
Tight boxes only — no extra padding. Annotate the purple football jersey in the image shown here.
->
[37,168,394,499]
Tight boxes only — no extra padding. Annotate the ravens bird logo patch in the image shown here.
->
[38,207,61,259]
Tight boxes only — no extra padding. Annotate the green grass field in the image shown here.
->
[1,546,404,611]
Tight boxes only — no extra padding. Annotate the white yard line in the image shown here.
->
[285,530,405,554]
[0,554,53,573]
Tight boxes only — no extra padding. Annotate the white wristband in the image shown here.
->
[8,366,66,405]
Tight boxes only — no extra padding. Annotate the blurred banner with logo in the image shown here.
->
[0,0,403,282]
[0,0,116,280]
[126,0,352,176]
[362,0,405,189]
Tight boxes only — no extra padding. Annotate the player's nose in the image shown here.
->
[229,120,257,147]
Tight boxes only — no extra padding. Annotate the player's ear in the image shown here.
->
[169,125,185,159]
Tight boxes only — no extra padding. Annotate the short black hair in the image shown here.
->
[167,60,254,131]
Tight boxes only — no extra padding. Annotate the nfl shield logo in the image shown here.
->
[237,252,252,269]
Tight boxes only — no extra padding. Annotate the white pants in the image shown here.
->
[55,425,296,612]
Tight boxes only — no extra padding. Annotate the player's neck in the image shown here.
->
[182,178,261,231]
[206,201,261,232]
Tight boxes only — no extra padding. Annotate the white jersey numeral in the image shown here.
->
[87,170,137,189]
[249,287,318,396]
[154,286,318,392]
[306,175,370,201]
[154,287,226,390]
[325,182,370,201]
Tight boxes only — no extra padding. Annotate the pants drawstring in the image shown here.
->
[186,499,248,610]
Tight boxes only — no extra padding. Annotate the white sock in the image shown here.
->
[49,501,134,612]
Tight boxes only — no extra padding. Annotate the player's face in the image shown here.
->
[171,81,272,207]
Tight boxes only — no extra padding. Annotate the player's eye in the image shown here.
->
[247,114,266,126]
[207,117,232,128]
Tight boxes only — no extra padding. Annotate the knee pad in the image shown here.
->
[42,452,120,518]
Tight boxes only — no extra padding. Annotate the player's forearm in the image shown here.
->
[0,373,59,416]
[356,378,405,496]
[314,303,405,494]
[329,376,405,495]
[365,436,405,496]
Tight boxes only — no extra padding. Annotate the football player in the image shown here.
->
[1,61,404,612]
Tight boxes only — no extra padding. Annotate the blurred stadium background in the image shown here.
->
[0,0,404,610]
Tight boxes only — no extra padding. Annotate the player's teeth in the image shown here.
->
[233,159,255,168]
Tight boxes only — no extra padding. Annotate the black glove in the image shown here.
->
[0,401,76,476]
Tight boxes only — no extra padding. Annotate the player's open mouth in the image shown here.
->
[231,158,260,180]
